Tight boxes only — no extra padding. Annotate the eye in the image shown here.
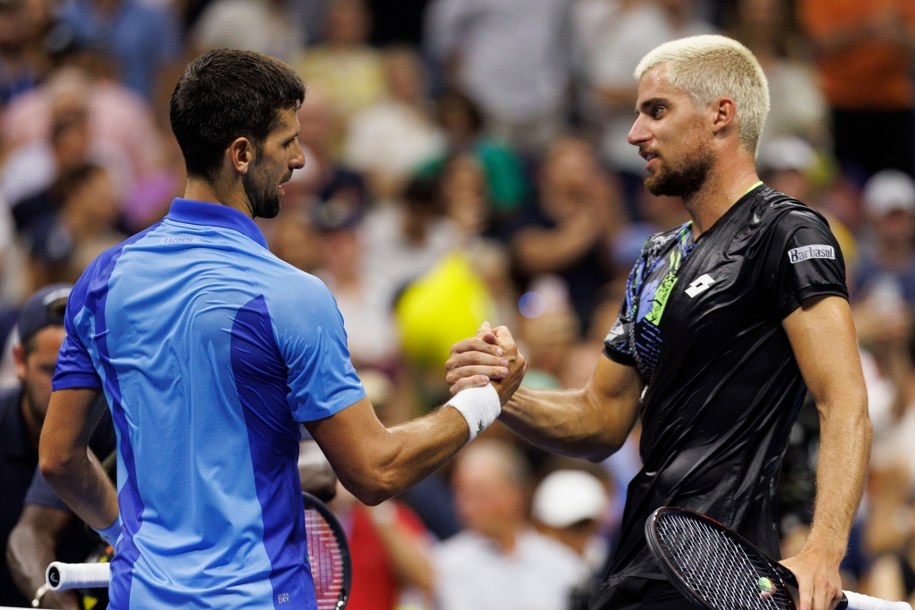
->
[650,105,666,119]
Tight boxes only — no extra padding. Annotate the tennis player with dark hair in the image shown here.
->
[39,48,523,610]
[447,34,871,610]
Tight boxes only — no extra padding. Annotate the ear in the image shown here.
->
[710,97,737,135]
[12,343,26,382]
[227,137,256,175]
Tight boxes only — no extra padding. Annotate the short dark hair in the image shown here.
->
[168,49,306,182]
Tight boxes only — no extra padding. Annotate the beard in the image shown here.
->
[243,167,282,219]
[644,142,713,198]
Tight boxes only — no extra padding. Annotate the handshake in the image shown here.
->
[444,322,528,441]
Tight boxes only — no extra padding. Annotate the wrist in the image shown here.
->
[448,384,501,442]
[94,517,121,549]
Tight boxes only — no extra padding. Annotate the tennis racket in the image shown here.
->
[46,493,352,609]
[645,506,912,610]
[303,491,351,610]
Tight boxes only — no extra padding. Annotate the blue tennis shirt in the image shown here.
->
[53,199,366,609]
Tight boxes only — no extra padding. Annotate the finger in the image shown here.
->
[446,363,508,386]
[476,320,497,343]
[449,336,504,357]
[491,326,521,359]
[449,375,497,395]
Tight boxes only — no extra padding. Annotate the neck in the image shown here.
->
[683,155,760,238]
[184,177,253,218]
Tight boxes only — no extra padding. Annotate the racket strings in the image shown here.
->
[305,509,346,610]
[657,514,793,610]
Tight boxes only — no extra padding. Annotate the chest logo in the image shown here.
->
[685,273,716,298]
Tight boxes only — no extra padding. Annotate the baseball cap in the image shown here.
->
[862,169,915,216]
[531,469,609,529]
[757,135,816,174]
[17,283,72,344]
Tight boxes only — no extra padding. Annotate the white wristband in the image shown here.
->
[448,384,501,442]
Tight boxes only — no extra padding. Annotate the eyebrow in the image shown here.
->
[636,97,668,114]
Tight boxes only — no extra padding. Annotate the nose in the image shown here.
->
[627,114,648,147]
[291,141,306,170]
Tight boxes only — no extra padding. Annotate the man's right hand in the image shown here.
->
[445,322,527,404]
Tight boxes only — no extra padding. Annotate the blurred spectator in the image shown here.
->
[531,467,611,567]
[418,88,528,219]
[311,189,403,373]
[295,0,386,154]
[0,0,55,105]
[509,134,622,336]
[54,0,184,104]
[26,162,127,291]
[342,44,446,200]
[0,284,113,608]
[861,329,915,606]
[432,438,589,610]
[361,174,458,305]
[188,0,306,63]
[850,170,915,315]
[424,0,574,158]
[1,58,168,212]
[727,0,829,146]
[332,482,436,610]
[797,0,915,181]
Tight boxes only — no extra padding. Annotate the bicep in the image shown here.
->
[782,295,866,409]
[583,355,643,450]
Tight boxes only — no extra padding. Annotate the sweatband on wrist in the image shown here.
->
[94,518,121,548]
[447,384,501,442]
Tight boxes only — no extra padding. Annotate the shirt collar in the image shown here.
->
[166,199,269,249]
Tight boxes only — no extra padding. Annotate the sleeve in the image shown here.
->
[52,266,102,390]
[760,208,848,320]
[274,274,365,423]
[602,256,643,366]
[24,468,70,511]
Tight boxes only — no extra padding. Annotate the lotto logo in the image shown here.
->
[685,274,716,298]
[787,245,834,264]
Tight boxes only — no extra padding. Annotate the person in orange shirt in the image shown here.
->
[797,0,915,181]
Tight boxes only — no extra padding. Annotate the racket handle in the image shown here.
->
[45,561,111,591]
[842,590,913,610]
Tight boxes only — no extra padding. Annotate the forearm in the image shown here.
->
[500,385,632,461]
[314,400,472,506]
[805,399,872,562]
[41,449,118,531]
[7,517,81,610]
[360,407,469,503]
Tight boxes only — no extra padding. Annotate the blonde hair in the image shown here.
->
[634,34,770,154]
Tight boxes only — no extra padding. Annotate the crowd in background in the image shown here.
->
[0,0,914,608]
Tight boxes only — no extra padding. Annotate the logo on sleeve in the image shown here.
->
[787,244,835,264]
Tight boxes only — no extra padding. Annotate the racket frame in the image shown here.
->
[302,491,352,610]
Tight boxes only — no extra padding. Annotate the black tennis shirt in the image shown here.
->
[596,185,848,606]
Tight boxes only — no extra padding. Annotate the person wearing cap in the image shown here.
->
[0,283,115,609]
[851,169,915,310]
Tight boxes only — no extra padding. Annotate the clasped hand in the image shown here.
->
[445,322,527,406]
